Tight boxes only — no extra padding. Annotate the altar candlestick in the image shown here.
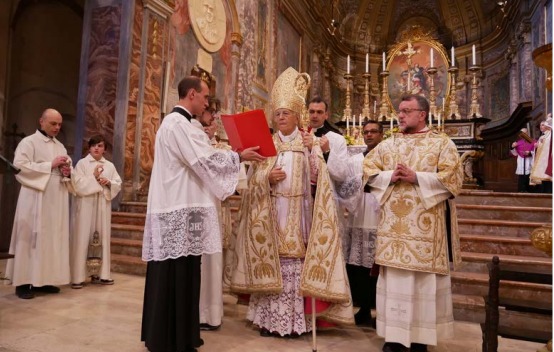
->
[472,45,476,65]
[347,55,350,74]
[451,46,455,66]
[382,52,386,71]
[365,53,369,73]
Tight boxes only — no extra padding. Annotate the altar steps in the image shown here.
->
[108,192,552,341]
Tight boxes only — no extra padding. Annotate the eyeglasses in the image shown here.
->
[398,108,423,114]
[363,129,381,135]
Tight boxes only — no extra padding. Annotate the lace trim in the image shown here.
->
[190,152,240,200]
[343,228,377,268]
[335,176,363,212]
[142,206,222,261]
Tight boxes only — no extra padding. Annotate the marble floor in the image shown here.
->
[0,272,545,352]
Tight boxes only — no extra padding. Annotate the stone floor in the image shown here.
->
[0,272,546,352]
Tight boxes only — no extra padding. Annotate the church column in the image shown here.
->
[310,48,321,97]
[517,22,532,102]
[322,47,332,107]
[229,32,243,114]
[75,0,136,206]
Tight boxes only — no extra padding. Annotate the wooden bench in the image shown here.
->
[482,255,552,352]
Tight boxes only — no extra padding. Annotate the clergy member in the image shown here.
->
[231,67,354,337]
[362,95,463,352]
[530,116,552,193]
[344,120,383,327]
[141,76,264,352]
[70,134,122,288]
[6,108,73,299]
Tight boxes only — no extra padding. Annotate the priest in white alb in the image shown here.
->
[6,108,73,300]
[141,76,265,352]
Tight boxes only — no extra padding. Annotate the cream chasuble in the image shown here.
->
[530,130,552,185]
[7,131,73,286]
[363,130,463,274]
[70,154,122,283]
[231,129,354,324]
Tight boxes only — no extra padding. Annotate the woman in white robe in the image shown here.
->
[70,135,121,287]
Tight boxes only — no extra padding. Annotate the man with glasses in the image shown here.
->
[362,95,463,352]
[344,121,383,327]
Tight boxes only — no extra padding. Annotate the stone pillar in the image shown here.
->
[310,50,321,97]
[230,32,243,114]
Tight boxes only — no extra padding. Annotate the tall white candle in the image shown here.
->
[451,46,455,66]
[347,55,350,74]
[346,115,349,132]
[407,75,411,92]
[359,114,362,128]
[438,112,441,128]
[430,48,434,67]
[382,52,386,71]
[429,113,432,127]
[365,53,369,73]
[472,45,476,65]
[373,101,377,114]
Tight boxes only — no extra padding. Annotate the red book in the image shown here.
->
[221,109,277,157]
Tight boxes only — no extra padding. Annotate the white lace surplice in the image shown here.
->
[142,111,240,261]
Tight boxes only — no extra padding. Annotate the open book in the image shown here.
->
[221,109,277,157]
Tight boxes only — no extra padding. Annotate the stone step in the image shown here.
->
[456,204,552,223]
[111,253,146,276]
[119,201,147,213]
[450,271,552,305]
[111,237,143,257]
[459,234,550,257]
[452,293,552,341]
[111,223,144,241]
[457,218,548,237]
[459,252,552,275]
[112,211,146,226]
[457,190,552,207]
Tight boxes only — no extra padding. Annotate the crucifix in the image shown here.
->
[399,41,419,93]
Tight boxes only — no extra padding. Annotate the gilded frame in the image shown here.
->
[386,39,450,113]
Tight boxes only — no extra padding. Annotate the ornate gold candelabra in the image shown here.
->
[468,65,483,118]
[447,66,461,119]
[344,73,353,136]
[427,66,438,120]
[379,70,390,120]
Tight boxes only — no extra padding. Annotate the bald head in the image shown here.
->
[39,109,63,137]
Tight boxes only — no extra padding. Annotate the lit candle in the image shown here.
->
[451,46,456,66]
[430,48,434,67]
[347,55,350,74]
[472,45,476,65]
[382,52,386,71]
[365,53,369,73]
[346,115,349,132]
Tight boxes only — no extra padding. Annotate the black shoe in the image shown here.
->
[382,342,409,352]
[31,285,60,293]
[199,323,221,331]
[410,343,428,352]
[15,284,34,299]
[260,328,272,337]
[354,309,373,326]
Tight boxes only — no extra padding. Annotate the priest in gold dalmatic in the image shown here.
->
[361,95,463,352]
[231,67,354,338]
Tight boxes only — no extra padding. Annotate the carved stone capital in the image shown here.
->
[143,0,173,19]
[230,32,243,47]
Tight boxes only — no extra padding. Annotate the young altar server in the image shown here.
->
[70,134,122,288]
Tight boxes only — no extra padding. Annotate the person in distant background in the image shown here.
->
[530,116,552,193]
[510,128,536,193]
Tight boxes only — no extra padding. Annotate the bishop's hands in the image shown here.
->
[269,167,287,185]
[391,163,418,184]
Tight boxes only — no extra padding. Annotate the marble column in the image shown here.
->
[229,32,243,114]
